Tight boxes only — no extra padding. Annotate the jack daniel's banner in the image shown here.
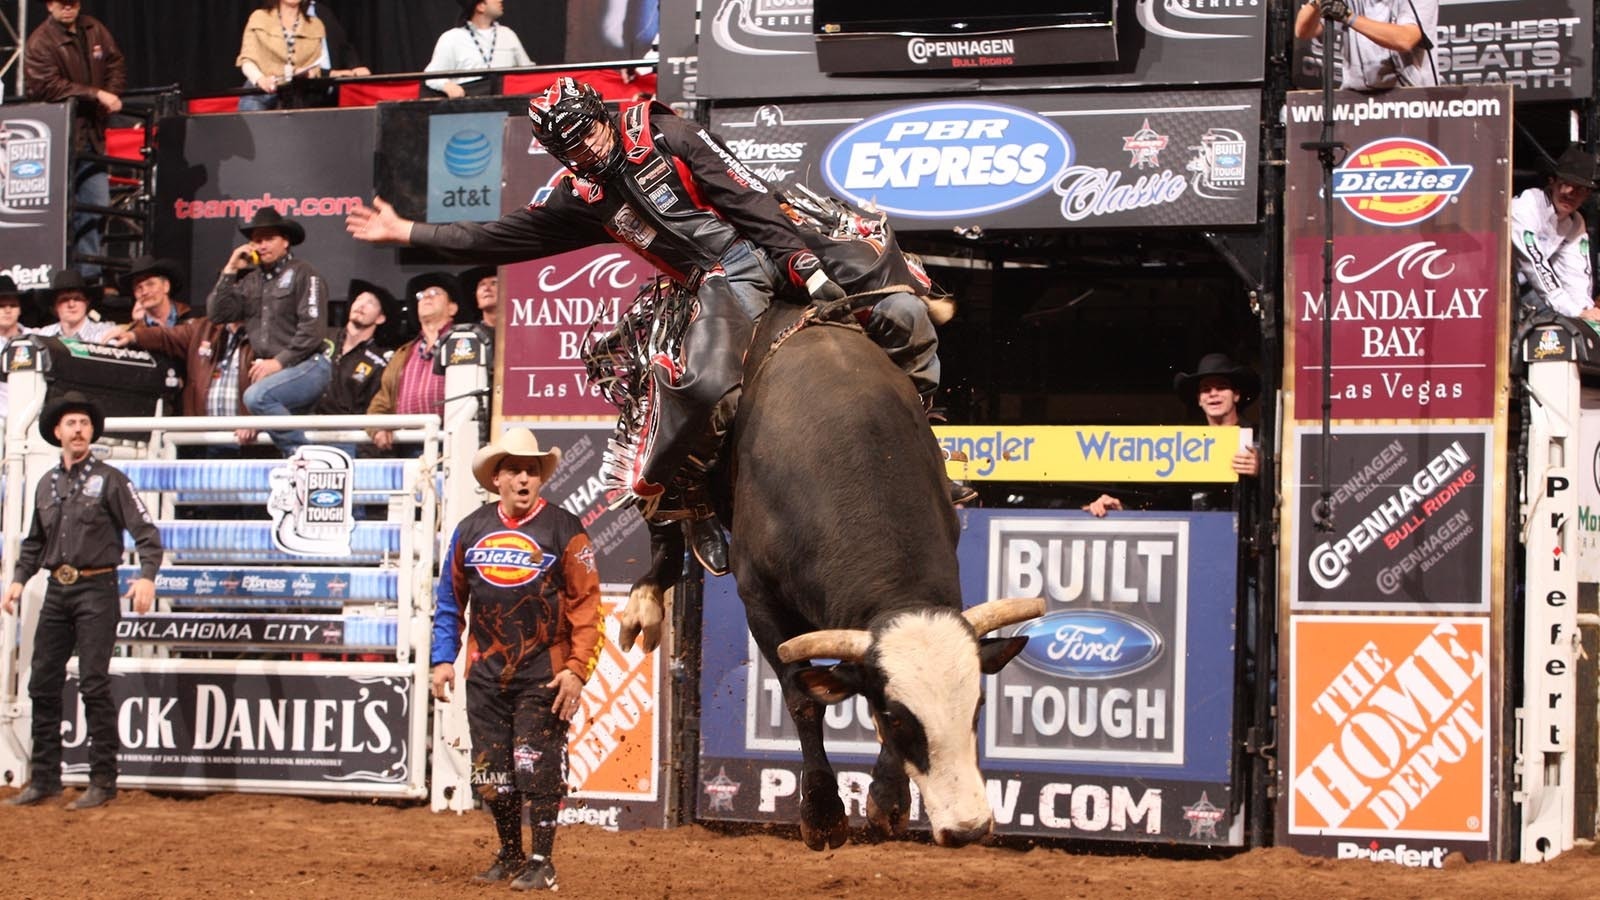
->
[61,662,418,795]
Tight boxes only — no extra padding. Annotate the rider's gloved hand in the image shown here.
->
[789,251,847,303]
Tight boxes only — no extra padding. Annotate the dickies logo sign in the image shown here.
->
[1332,139,1472,228]
[465,531,555,587]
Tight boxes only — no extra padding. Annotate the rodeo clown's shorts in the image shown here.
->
[466,681,570,802]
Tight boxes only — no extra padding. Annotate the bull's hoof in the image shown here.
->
[866,788,910,839]
[799,771,848,851]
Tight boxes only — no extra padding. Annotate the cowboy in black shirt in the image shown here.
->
[4,392,163,810]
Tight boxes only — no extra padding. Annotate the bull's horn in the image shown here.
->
[778,629,872,664]
[963,597,1046,636]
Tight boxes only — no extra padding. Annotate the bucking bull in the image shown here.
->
[593,287,1043,850]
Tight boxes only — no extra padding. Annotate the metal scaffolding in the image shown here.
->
[0,0,26,101]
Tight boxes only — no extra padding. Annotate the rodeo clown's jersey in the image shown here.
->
[431,499,604,688]
[1511,186,1594,317]
[407,100,817,287]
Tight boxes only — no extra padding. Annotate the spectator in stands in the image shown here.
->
[208,208,332,455]
[431,427,600,891]
[1084,353,1260,517]
[309,1,369,79]
[237,0,327,111]
[424,0,533,99]
[105,315,254,428]
[314,279,394,417]
[32,270,116,342]
[366,272,460,452]
[462,266,499,329]
[0,276,32,420]
[1294,0,1437,91]
[119,255,193,328]
[1513,144,1600,321]
[4,392,163,811]
[24,0,126,278]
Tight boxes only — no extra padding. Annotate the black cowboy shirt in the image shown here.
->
[14,456,163,582]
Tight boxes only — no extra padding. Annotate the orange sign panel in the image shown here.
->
[567,600,660,801]
[1288,616,1489,839]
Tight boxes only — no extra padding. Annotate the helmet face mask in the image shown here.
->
[528,77,624,181]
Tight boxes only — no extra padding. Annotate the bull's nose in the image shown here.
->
[934,819,994,848]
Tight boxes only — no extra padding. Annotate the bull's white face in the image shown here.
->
[875,611,993,847]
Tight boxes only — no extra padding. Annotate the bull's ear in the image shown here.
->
[977,636,1029,674]
[791,664,864,705]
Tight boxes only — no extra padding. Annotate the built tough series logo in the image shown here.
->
[1333,138,1473,228]
[1,117,51,225]
[267,446,356,556]
[710,0,811,56]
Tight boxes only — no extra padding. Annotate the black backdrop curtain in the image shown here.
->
[77,1,572,96]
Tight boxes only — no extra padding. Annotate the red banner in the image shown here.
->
[1290,232,1499,420]
[499,245,654,419]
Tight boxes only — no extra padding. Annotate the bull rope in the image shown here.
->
[750,285,911,386]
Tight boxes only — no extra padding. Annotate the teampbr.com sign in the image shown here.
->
[61,662,418,796]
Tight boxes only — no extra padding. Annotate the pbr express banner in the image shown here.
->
[709,90,1261,231]
[1283,86,1511,422]
[692,0,1266,101]
[698,509,1242,845]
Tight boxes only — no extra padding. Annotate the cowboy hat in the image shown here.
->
[118,255,186,296]
[1173,353,1260,407]
[471,428,562,493]
[345,277,403,345]
[403,271,479,327]
[39,390,105,447]
[31,269,103,316]
[0,274,18,297]
[238,207,306,245]
[1551,144,1600,191]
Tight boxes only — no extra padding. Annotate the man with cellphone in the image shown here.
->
[206,207,332,455]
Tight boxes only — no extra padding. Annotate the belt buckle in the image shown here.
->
[53,564,80,585]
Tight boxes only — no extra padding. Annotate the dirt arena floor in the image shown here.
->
[4,789,1600,899]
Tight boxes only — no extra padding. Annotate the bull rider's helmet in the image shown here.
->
[527,77,624,181]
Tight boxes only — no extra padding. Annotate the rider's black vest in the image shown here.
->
[566,101,747,284]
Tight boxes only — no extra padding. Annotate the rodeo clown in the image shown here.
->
[430,428,603,891]
[346,76,854,575]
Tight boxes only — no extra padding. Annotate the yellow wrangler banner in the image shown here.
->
[933,426,1243,483]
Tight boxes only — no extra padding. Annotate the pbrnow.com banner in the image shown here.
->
[699,509,1241,845]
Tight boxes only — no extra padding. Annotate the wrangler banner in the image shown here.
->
[935,425,1242,483]
[699,509,1241,845]
[1286,616,1491,863]
[1283,86,1511,422]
